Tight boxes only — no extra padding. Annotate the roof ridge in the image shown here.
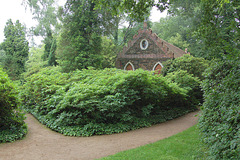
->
[117,27,186,59]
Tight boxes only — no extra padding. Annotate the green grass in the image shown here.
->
[99,124,207,160]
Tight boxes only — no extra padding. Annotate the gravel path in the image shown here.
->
[0,111,199,160]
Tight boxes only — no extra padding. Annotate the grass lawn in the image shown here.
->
[99,124,207,160]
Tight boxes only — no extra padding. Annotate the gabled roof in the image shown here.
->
[117,23,186,59]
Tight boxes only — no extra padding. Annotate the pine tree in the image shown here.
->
[1,19,29,80]
[48,38,57,66]
[57,0,102,72]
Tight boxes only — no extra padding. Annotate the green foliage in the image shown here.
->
[20,68,197,136]
[93,0,168,22]
[96,8,124,45]
[24,46,47,77]
[0,50,6,66]
[1,19,29,80]
[23,0,59,64]
[0,67,27,143]
[42,31,53,61]
[57,0,102,72]
[168,33,189,50]
[151,14,202,54]
[100,36,117,68]
[162,55,208,107]
[156,0,239,59]
[164,0,209,58]
[162,54,209,81]
[22,0,58,35]
[168,1,240,159]
[199,59,240,159]
[198,0,239,59]
[152,16,191,49]
[42,30,57,66]
[165,70,202,106]
[168,0,239,59]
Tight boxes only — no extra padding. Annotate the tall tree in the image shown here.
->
[1,19,29,80]
[57,0,102,72]
[97,9,125,45]
[166,0,239,59]
[22,0,58,66]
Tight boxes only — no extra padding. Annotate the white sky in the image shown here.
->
[0,0,167,45]
[0,0,35,43]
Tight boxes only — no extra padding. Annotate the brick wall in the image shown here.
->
[117,58,169,71]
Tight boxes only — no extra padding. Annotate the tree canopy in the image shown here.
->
[93,0,169,22]
[1,19,29,80]
[57,0,102,72]
[22,0,59,66]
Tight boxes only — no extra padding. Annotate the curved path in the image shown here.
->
[0,111,199,160]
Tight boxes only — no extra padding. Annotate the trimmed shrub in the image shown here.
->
[161,54,209,81]
[0,67,27,143]
[20,67,197,136]
[165,70,203,106]
[199,59,240,159]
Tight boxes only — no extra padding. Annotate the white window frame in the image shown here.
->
[140,39,149,50]
[152,62,164,71]
[124,62,135,71]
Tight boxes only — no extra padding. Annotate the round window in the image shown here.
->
[140,39,148,50]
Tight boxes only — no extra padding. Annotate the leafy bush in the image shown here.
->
[165,70,203,106]
[20,67,197,136]
[0,67,27,143]
[199,59,240,159]
[161,54,209,81]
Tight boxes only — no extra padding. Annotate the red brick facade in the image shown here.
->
[116,23,187,72]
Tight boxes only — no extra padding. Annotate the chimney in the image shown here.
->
[143,22,147,29]
[143,18,148,30]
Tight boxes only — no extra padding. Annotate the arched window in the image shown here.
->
[153,62,163,74]
[124,62,135,71]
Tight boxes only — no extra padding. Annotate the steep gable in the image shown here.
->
[116,22,187,71]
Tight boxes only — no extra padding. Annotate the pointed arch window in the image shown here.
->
[153,62,163,74]
[124,62,135,71]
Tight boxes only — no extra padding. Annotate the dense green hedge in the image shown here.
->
[161,54,209,106]
[199,59,240,159]
[0,67,27,143]
[20,67,197,136]
[165,70,202,106]
[162,54,209,81]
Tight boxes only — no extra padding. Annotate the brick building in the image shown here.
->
[116,22,187,73]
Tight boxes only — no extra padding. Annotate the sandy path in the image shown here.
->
[0,111,199,160]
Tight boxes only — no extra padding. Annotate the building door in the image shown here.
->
[126,63,133,70]
[124,62,134,71]
[154,63,162,74]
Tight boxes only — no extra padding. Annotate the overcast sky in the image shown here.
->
[0,0,167,45]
